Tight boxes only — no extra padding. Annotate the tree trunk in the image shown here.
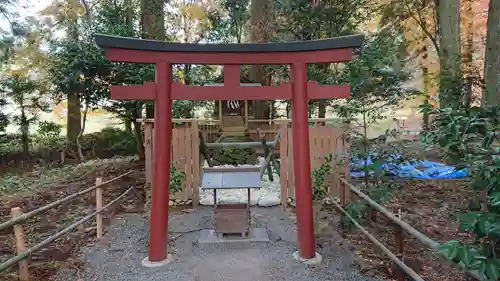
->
[133,120,145,160]
[140,0,165,118]
[66,93,81,146]
[317,63,329,120]
[125,0,146,140]
[249,0,270,119]
[76,100,89,162]
[20,111,29,156]
[437,0,462,109]
[66,22,81,146]
[422,65,430,131]
[184,64,192,85]
[125,119,133,134]
[125,0,134,35]
[483,0,500,105]
[462,0,474,107]
[214,100,219,119]
[318,100,327,118]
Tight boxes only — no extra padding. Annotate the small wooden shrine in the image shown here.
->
[206,81,261,137]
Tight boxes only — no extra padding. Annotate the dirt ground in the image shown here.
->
[330,178,474,281]
[0,158,146,281]
[2,168,472,281]
[0,134,473,281]
[316,134,475,281]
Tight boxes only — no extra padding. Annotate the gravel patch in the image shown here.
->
[56,207,382,281]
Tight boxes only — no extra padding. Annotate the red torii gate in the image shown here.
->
[95,34,364,265]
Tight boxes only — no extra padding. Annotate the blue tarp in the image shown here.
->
[349,153,468,180]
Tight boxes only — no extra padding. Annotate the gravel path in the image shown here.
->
[56,207,381,281]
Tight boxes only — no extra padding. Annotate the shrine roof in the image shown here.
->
[94,34,364,53]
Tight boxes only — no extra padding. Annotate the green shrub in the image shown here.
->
[312,153,333,201]
[35,121,64,151]
[0,127,138,168]
[170,164,185,193]
[0,134,23,154]
[37,121,62,138]
[81,127,137,157]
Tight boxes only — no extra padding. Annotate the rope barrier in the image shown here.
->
[0,170,134,231]
[332,200,425,281]
[0,186,136,272]
[336,175,480,280]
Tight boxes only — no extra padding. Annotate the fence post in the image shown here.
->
[394,209,405,281]
[339,175,347,238]
[278,121,289,209]
[144,120,153,185]
[95,177,103,239]
[10,207,29,281]
[192,120,200,208]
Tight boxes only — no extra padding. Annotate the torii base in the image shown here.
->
[141,255,173,268]
[292,251,323,266]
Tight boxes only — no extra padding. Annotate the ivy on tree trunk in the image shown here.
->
[483,0,500,105]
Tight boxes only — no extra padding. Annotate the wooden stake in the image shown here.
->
[244,100,248,129]
[394,209,405,281]
[339,175,347,238]
[192,121,201,208]
[144,122,153,185]
[11,207,29,281]
[95,178,103,239]
[218,100,222,124]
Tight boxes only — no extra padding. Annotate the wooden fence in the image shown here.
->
[279,122,349,206]
[0,171,135,280]
[143,121,201,205]
[142,119,349,206]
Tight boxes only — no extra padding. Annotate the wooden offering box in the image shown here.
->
[201,167,261,238]
[214,204,249,235]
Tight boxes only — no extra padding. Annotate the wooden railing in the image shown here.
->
[333,174,479,281]
[0,170,135,280]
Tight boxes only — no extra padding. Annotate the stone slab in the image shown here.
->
[198,228,270,244]
[201,169,262,190]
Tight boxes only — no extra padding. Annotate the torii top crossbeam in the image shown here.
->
[95,34,363,63]
[95,34,364,101]
[95,33,364,266]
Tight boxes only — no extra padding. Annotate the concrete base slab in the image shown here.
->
[292,251,323,265]
[198,228,270,244]
[141,254,173,267]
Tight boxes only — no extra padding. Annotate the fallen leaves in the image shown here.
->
[338,179,473,281]
[0,158,145,281]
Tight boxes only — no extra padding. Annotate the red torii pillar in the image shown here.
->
[95,34,364,266]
